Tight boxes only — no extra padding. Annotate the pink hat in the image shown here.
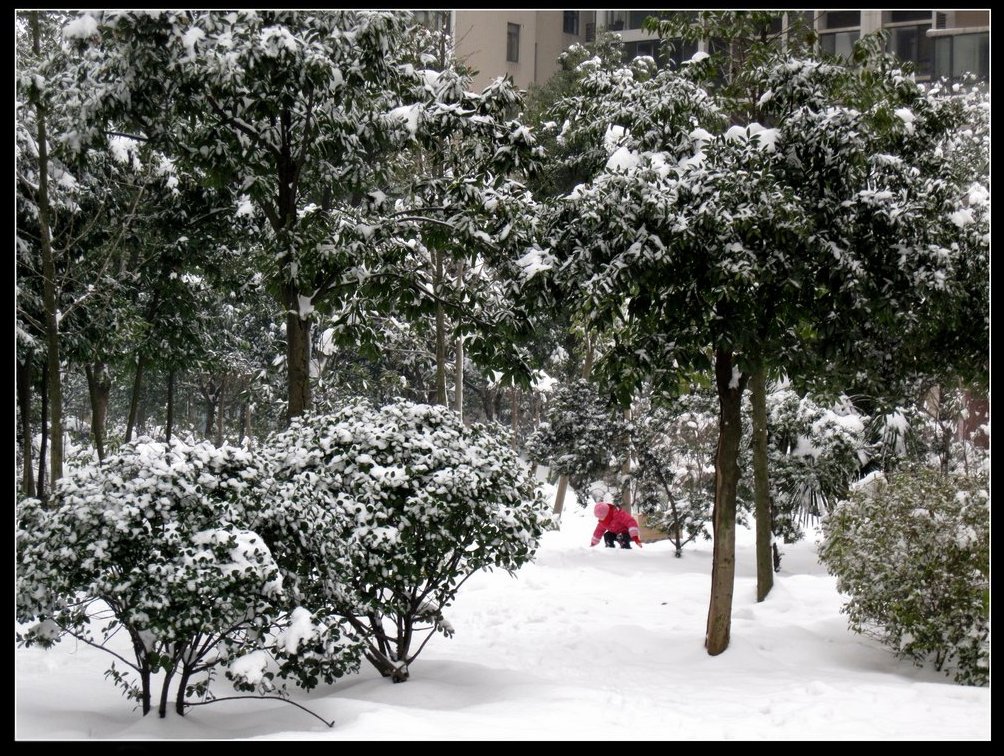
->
[594,502,610,520]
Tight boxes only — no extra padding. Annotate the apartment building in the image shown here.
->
[430,10,988,88]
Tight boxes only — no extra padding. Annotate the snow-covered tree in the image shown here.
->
[535,35,987,655]
[258,399,549,682]
[525,378,631,510]
[632,390,719,557]
[60,10,541,424]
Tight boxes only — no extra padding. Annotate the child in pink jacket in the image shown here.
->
[590,501,643,549]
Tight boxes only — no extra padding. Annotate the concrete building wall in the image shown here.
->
[453,10,595,92]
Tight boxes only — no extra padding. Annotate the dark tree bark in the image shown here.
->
[454,259,465,420]
[125,355,146,443]
[31,12,63,486]
[706,348,748,656]
[84,361,111,461]
[510,386,519,450]
[285,301,311,423]
[165,368,175,444]
[751,365,774,602]
[37,362,48,498]
[201,377,218,439]
[215,375,225,447]
[18,359,35,495]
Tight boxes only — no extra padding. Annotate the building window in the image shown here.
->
[585,22,595,42]
[887,23,933,77]
[933,32,989,80]
[820,30,860,60]
[886,10,933,24]
[563,10,579,35]
[608,11,626,31]
[506,22,520,63]
[821,11,861,30]
[628,10,660,30]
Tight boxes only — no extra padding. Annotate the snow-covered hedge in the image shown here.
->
[260,399,548,681]
[818,466,989,686]
[15,440,359,718]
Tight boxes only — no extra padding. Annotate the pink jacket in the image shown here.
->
[591,506,641,546]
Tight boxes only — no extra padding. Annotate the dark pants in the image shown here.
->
[603,531,632,549]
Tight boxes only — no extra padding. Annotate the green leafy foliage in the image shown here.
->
[259,399,549,681]
[819,466,989,686]
[15,440,359,716]
[524,378,630,498]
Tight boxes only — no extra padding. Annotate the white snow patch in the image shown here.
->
[950,209,975,227]
[63,14,98,40]
[278,607,315,655]
[606,146,640,172]
[297,295,314,319]
[388,104,421,135]
[229,650,269,686]
[894,108,916,134]
[604,124,627,154]
[517,248,557,281]
[729,366,741,389]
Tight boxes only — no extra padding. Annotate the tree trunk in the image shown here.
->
[203,379,217,439]
[84,361,111,462]
[751,366,774,602]
[706,348,748,656]
[552,474,570,516]
[510,386,519,450]
[165,368,175,444]
[125,355,146,443]
[434,249,448,406]
[18,358,35,495]
[32,12,63,487]
[158,666,176,719]
[454,259,465,420]
[285,300,311,424]
[37,362,48,499]
[137,660,152,717]
[239,400,250,443]
[175,666,193,716]
[215,376,225,447]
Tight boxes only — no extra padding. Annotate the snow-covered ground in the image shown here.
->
[15,490,990,741]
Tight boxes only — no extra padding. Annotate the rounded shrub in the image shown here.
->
[260,398,549,682]
[819,465,989,686]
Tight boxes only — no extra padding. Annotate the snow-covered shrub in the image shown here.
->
[15,440,358,718]
[260,399,548,682]
[525,378,630,499]
[632,392,718,557]
[766,388,869,542]
[818,466,989,686]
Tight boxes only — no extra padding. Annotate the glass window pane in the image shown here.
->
[821,31,859,59]
[889,25,932,77]
[953,32,989,78]
[507,23,520,62]
[629,10,659,29]
[933,36,952,79]
[889,10,932,23]
[563,10,579,35]
[823,11,860,29]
